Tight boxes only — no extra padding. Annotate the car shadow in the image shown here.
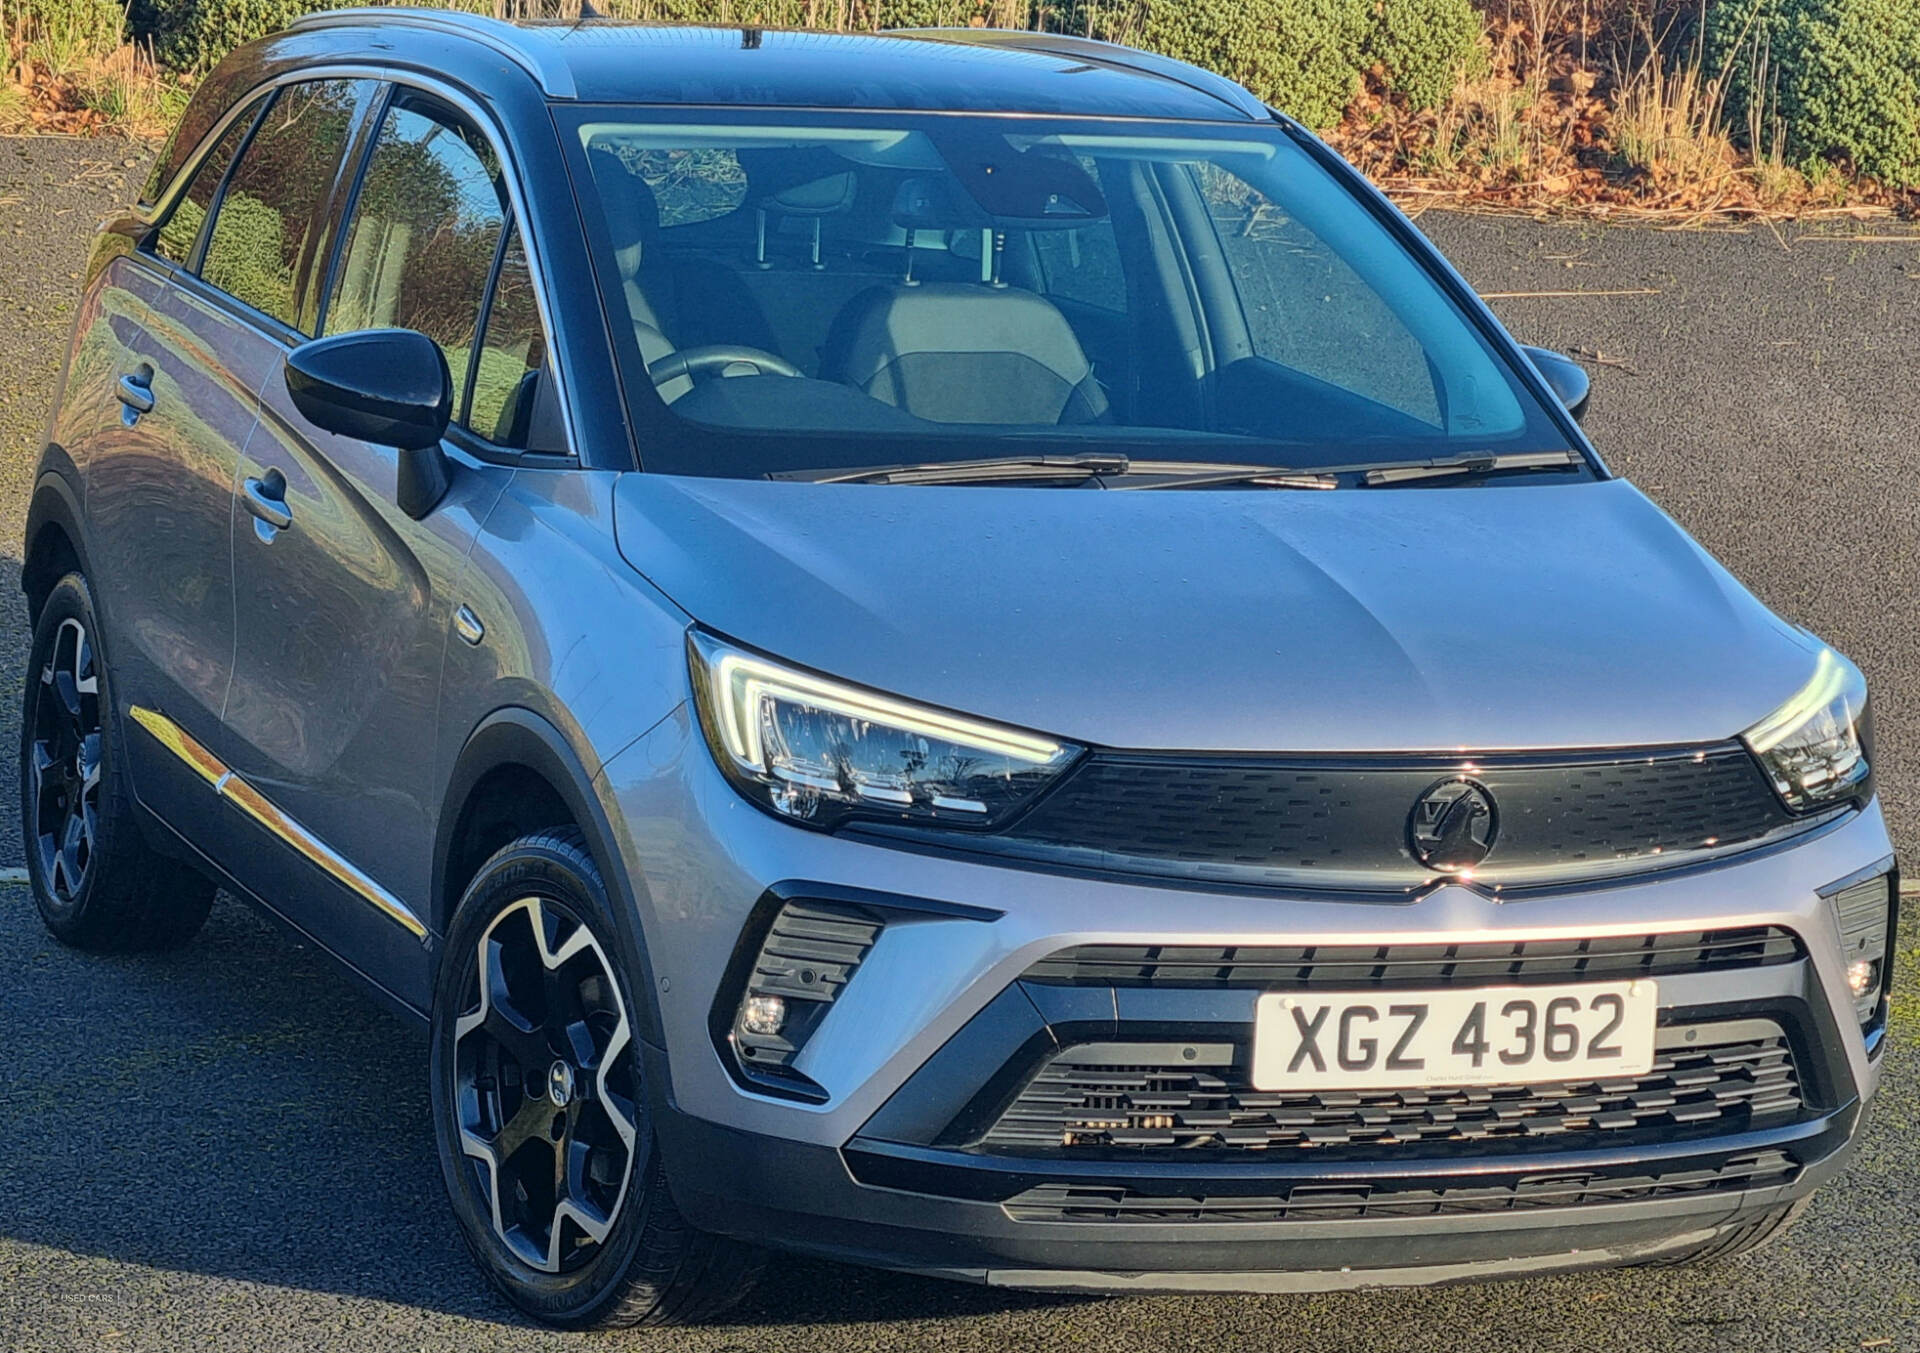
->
[0,890,1081,1328]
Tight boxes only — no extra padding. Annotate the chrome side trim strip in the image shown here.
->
[128,705,429,942]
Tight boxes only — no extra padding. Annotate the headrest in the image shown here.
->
[587,147,660,275]
[759,170,856,217]
[890,175,981,233]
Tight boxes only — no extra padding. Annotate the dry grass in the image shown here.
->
[1,0,190,136]
[1609,36,1736,190]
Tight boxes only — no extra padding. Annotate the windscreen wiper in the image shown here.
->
[776,455,1341,488]
[1105,465,1341,491]
[1355,450,1584,486]
[773,454,1131,485]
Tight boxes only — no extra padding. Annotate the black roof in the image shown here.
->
[286,10,1269,121]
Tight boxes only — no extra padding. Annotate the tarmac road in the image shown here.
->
[1,138,1917,1352]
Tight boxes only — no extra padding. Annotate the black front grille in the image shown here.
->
[981,1035,1803,1154]
[993,744,1795,888]
[1022,926,1804,989]
[1004,1150,1800,1222]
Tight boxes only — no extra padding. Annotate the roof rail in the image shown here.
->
[285,6,578,97]
[888,28,1268,121]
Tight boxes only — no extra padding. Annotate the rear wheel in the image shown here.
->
[21,572,213,951]
[430,828,763,1327]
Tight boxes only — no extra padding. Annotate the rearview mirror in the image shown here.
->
[284,328,452,519]
[1522,346,1591,423]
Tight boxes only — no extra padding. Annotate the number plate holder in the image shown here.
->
[1251,981,1658,1092]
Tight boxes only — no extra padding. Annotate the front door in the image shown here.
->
[223,91,530,1005]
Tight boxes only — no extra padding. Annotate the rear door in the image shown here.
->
[98,76,381,880]
[86,93,266,808]
[92,81,379,821]
[222,89,535,1003]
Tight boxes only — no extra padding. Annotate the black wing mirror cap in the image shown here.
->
[284,328,452,451]
[1522,345,1591,423]
[284,328,453,519]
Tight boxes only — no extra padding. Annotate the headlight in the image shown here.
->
[688,630,1081,831]
[1742,648,1873,812]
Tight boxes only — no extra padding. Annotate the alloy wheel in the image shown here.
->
[453,896,642,1274]
[29,617,102,904]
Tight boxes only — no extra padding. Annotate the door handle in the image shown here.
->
[117,365,154,420]
[243,468,292,532]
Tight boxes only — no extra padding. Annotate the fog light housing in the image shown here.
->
[1823,865,1896,1031]
[717,895,883,1101]
[741,994,787,1036]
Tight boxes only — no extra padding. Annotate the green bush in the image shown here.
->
[1132,0,1368,129]
[129,0,354,71]
[1708,0,1920,188]
[1362,0,1484,115]
[1127,0,1476,129]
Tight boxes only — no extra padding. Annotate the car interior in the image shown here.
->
[571,122,1561,475]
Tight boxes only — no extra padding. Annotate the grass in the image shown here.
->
[1,0,188,136]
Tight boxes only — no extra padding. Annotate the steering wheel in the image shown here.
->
[648,345,804,386]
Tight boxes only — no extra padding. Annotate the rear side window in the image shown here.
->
[324,98,507,399]
[200,79,370,329]
[465,229,549,448]
[151,97,261,267]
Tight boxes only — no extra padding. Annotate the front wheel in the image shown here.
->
[430,828,763,1328]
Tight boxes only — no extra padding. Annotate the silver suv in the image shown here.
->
[23,10,1892,1329]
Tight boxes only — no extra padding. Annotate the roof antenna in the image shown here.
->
[577,0,605,18]
[742,27,763,48]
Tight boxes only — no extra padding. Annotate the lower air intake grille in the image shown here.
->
[1004,1150,1800,1223]
[982,1035,1803,1154]
[731,900,882,1076]
[1021,926,1803,989]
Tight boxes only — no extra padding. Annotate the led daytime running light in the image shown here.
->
[706,649,1064,772]
[1744,648,1852,754]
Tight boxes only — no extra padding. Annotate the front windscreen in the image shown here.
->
[558,109,1578,478]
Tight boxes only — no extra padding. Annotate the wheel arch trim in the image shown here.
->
[434,705,667,1049]
[23,469,92,618]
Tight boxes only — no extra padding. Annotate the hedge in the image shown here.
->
[128,0,1482,126]
[1708,0,1920,189]
[1130,0,1480,129]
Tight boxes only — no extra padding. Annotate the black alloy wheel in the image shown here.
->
[20,571,213,951]
[452,892,642,1273]
[432,829,763,1327]
[28,613,102,903]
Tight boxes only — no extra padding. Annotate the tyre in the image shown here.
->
[430,828,764,1328]
[21,572,214,951]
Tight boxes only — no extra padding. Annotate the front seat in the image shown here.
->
[585,148,691,401]
[823,281,1109,425]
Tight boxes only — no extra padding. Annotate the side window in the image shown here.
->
[620,147,746,228]
[1031,224,1125,313]
[465,229,550,449]
[1199,164,1441,426]
[200,79,370,329]
[325,97,507,399]
[1027,157,1126,313]
[151,97,261,266]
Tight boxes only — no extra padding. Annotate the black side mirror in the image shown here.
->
[284,328,452,519]
[1522,346,1591,424]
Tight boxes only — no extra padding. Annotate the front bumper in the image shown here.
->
[600,711,1892,1289]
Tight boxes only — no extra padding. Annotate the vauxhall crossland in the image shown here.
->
[23,9,1893,1328]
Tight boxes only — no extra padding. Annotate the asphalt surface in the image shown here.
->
[2,138,1919,1352]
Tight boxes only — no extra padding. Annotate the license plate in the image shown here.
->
[1251,981,1658,1092]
